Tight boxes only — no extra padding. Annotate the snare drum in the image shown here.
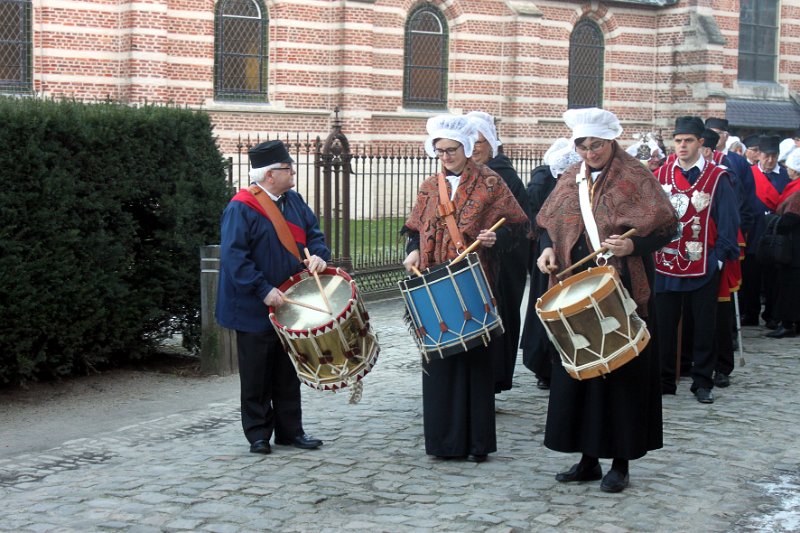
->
[398,253,503,360]
[535,265,649,380]
[269,267,379,391]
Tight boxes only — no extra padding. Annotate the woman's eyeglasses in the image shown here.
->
[434,146,462,156]
[575,140,607,154]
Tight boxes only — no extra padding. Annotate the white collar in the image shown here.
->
[676,153,705,172]
[758,162,777,174]
[255,182,281,202]
[445,174,460,200]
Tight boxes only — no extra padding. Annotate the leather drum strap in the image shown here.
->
[249,185,302,262]
[437,174,465,252]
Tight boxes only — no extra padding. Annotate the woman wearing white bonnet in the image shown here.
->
[519,138,580,391]
[535,107,678,493]
[402,114,529,463]
[466,111,532,395]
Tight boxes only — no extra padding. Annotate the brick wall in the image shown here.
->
[27,0,800,156]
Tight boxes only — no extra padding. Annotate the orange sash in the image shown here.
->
[248,185,302,261]
[437,174,466,252]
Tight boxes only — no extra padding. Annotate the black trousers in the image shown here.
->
[236,329,303,444]
[657,271,721,391]
[740,254,761,322]
[713,300,735,376]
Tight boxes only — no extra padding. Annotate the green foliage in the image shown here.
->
[0,97,230,385]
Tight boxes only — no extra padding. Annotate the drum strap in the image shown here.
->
[437,173,466,251]
[577,162,602,252]
[248,185,302,262]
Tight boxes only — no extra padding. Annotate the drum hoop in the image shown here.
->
[398,253,478,290]
[536,265,618,320]
[270,267,357,332]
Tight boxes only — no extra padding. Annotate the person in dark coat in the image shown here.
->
[402,115,529,463]
[764,149,800,338]
[536,108,678,493]
[216,140,330,455]
[466,111,530,393]
[520,139,581,390]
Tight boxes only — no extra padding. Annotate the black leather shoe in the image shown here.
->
[600,469,630,493]
[765,326,795,339]
[249,439,271,454]
[555,462,602,483]
[764,319,779,330]
[694,387,714,404]
[536,378,550,390]
[467,454,487,463]
[713,372,730,388]
[276,434,323,449]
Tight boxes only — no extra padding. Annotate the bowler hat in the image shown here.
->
[673,116,705,137]
[758,135,781,155]
[742,134,760,150]
[705,117,729,131]
[249,140,294,169]
[701,129,720,150]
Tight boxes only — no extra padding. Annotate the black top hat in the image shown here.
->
[758,134,781,155]
[704,117,729,131]
[701,129,720,150]
[742,134,760,149]
[249,140,294,169]
[673,116,705,137]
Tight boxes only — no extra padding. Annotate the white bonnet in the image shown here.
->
[626,138,664,160]
[778,138,796,163]
[466,111,500,158]
[786,148,800,173]
[563,107,623,141]
[424,115,478,158]
[543,138,581,177]
[725,135,741,151]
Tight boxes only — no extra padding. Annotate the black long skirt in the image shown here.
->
[422,341,497,457]
[544,318,663,460]
[492,253,529,392]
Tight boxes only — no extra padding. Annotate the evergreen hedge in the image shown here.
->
[0,97,230,385]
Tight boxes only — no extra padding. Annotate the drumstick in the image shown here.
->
[452,217,507,264]
[282,297,330,315]
[304,247,333,314]
[556,228,638,279]
[410,265,423,277]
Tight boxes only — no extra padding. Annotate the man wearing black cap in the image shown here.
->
[654,117,740,404]
[697,127,751,387]
[742,134,761,166]
[744,134,791,329]
[217,140,331,455]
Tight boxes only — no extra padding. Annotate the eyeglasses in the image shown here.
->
[273,166,294,173]
[434,146,462,157]
[575,140,607,154]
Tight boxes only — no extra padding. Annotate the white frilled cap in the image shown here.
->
[786,148,800,173]
[625,138,664,160]
[563,107,623,141]
[725,135,741,151]
[424,114,478,158]
[550,147,582,177]
[778,138,796,162]
[543,138,572,166]
[466,111,500,158]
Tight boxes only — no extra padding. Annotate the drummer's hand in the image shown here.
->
[477,229,497,248]
[602,235,634,257]
[403,250,420,273]
[304,255,327,273]
[264,288,286,308]
[537,247,559,274]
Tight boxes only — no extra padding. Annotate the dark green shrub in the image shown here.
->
[0,97,230,385]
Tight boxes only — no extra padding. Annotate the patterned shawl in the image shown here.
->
[404,160,529,280]
[536,143,678,315]
[778,187,800,217]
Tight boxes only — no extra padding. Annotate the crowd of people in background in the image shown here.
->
[217,106,800,496]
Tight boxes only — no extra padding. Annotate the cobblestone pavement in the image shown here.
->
[1,292,799,532]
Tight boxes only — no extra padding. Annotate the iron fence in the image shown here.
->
[226,122,542,293]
